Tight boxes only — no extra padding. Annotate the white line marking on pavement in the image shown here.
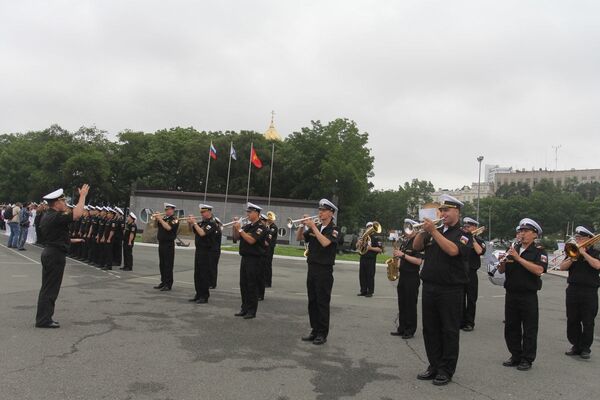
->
[492,295,506,298]
[11,275,28,278]
[0,244,40,264]
[0,261,37,264]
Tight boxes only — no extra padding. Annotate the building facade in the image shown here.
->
[432,182,494,204]
[494,168,600,189]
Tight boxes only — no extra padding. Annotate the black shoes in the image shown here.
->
[402,333,414,339]
[209,286,216,289]
[357,293,366,296]
[565,348,580,356]
[119,267,132,271]
[153,284,164,289]
[36,321,60,329]
[580,350,591,359]
[502,357,520,367]
[517,360,532,371]
[234,311,247,317]
[100,266,112,270]
[433,374,451,386]
[417,367,437,380]
[313,336,327,345]
[196,298,208,304]
[243,314,256,319]
[390,331,402,336]
[302,334,316,341]
[160,286,172,291]
[461,325,474,332]
[188,298,198,302]
[364,293,373,298]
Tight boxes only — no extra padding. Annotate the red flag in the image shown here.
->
[250,146,263,168]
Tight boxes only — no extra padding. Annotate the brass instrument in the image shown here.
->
[221,217,250,229]
[472,225,486,237]
[303,243,309,257]
[385,235,406,281]
[403,218,445,235]
[266,211,277,222]
[564,233,600,259]
[357,221,382,255]
[286,215,319,229]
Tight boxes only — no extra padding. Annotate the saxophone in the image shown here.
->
[386,236,406,281]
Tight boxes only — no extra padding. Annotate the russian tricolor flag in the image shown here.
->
[209,142,217,160]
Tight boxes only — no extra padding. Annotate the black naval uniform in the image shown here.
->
[565,248,600,355]
[102,217,115,269]
[34,209,44,245]
[304,221,339,339]
[419,223,471,379]
[157,215,179,289]
[503,243,548,364]
[209,225,222,288]
[122,220,137,270]
[265,223,278,287]
[358,235,383,296]
[35,209,73,327]
[87,215,99,264]
[238,220,268,316]
[396,237,424,336]
[96,216,107,267]
[258,229,271,301]
[193,217,219,301]
[112,216,124,267]
[462,236,486,329]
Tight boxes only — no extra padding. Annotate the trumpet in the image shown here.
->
[221,217,250,229]
[403,218,445,235]
[286,215,320,229]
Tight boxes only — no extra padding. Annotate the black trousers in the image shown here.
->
[566,285,598,353]
[422,283,463,377]
[103,241,113,267]
[123,243,133,269]
[258,255,268,299]
[462,269,479,327]
[307,263,334,337]
[158,241,175,287]
[88,238,97,263]
[209,251,220,287]
[505,291,539,363]
[265,250,274,287]
[112,238,122,267]
[397,272,420,335]
[240,256,261,314]
[36,247,66,326]
[194,249,211,300]
[359,257,376,295]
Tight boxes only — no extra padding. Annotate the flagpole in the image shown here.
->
[246,142,253,203]
[203,141,212,202]
[267,142,275,206]
[223,142,233,220]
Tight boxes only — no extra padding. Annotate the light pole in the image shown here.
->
[476,156,484,222]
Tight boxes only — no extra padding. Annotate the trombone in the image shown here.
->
[564,233,600,259]
[403,218,445,235]
[472,225,486,237]
[286,215,320,229]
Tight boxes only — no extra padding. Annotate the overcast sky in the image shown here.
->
[1,1,599,190]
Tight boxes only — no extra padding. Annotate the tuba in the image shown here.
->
[357,221,382,255]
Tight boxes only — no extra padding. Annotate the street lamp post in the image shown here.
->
[476,156,484,222]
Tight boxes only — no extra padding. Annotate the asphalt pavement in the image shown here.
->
[0,241,598,400]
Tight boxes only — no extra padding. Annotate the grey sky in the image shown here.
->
[1,0,599,190]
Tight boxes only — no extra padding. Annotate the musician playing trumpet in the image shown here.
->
[498,218,547,371]
[390,221,423,339]
[559,226,600,360]
[356,222,383,298]
[296,199,339,346]
[412,194,472,386]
